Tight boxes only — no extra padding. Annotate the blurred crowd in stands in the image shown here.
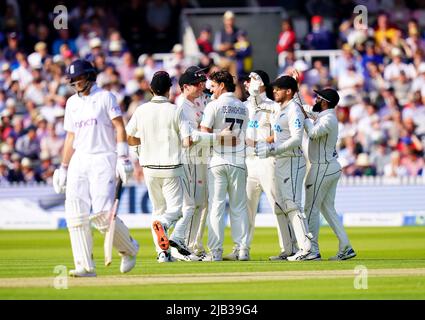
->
[1,0,425,185]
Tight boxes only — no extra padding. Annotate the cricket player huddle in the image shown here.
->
[53,58,356,277]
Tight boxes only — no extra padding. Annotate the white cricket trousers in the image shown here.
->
[182,162,208,254]
[207,164,249,254]
[246,156,294,253]
[274,156,312,252]
[305,161,351,254]
[144,174,184,254]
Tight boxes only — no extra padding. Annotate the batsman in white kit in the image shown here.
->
[200,70,250,261]
[126,71,234,263]
[53,59,139,277]
[255,75,313,261]
[302,88,356,261]
[242,70,296,261]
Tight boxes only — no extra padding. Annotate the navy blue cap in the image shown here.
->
[65,59,96,79]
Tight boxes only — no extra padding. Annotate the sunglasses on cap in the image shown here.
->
[315,94,330,103]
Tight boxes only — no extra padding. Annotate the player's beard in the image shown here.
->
[312,101,323,112]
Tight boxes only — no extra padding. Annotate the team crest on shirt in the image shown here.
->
[294,119,302,129]
[273,124,282,132]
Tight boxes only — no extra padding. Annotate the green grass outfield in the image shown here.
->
[0,227,424,299]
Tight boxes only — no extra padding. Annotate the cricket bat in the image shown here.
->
[104,177,123,266]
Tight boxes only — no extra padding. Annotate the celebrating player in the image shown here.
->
[53,59,139,277]
[175,66,210,259]
[200,70,250,261]
[126,71,236,263]
[243,70,296,261]
[255,75,313,261]
[302,88,356,260]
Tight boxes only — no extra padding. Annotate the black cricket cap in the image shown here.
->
[179,66,207,87]
[313,88,340,108]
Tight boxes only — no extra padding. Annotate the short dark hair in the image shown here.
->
[209,70,236,92]
[150,71,172,96]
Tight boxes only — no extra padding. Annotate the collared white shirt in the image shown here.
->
[64,85,122,154]
[304,108,339,164]
[126,96,190,177]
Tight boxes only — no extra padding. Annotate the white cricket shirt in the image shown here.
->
[126,96,190,177]
[304,108,339,164]
[200,92,248,167]
[64,85,122,154]
[272,98,305,158]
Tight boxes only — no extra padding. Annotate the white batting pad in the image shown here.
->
[90,212,138,256]
[288,210,312,252]
[66,209,95,272]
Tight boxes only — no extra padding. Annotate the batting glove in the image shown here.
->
[116,157,133,184]
[255,141,276,159]
[53,165,67,194]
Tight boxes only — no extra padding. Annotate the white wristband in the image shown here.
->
[117,141,129,157]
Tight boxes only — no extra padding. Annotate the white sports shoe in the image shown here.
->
[170,247,201,261]
[157,251,175,263]
[201,250,223,262]
[238,248,250,261]
[223,247,239,261]
[120,238,139,273]
[69,267,96,277]
[287,250,311,261]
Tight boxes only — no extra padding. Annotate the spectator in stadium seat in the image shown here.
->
[370,141,392,176]
[338,63,364,99]
[400,148,424,177]
[117,52,136,84]
[11,53,33,90]
[353,153,377,176]
[21,157,43,184]
[84,37,103,63]
[398,118,423,153]
[197,25,214,55]
[7,153,24,183]
[214,10,239,77]
[384,151,408,177]
[3,32,21,64]
[393,70,412,106]
[166,44,191,78]
[374,12,399,48]
[234,30,252,80]
[15,125,40,160]
[40,122,64,160]
[276,19,296,73]
[361,42,384,79]
[0,160,9,184]
[384,48,416,82]
[52,29,77,56]
[1,63,13,91]
[38,151,55,183]
[305,15,334,50]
